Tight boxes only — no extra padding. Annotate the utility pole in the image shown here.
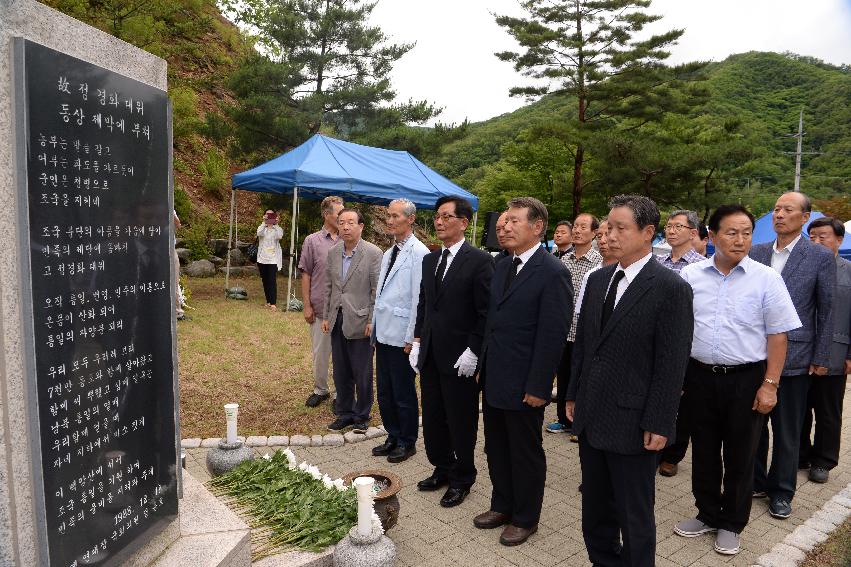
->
[794,108,803,192]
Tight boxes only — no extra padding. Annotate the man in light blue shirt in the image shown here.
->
[370,199,429,463]
[673,205,801,557]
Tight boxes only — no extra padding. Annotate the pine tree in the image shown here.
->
[495,0,705,216]
[224,0,437,158]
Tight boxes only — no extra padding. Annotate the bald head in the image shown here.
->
[773,192,811,238]
[496,211,511,252]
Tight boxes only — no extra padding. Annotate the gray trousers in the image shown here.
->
[330,310,374,423]
[310,318,332,395]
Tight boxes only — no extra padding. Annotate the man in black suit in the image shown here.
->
[473,197,573,546]
[410,196,494,508]
[567,194,694,567]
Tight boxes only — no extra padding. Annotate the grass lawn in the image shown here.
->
[177,274,341,438]
[802,517,851,567]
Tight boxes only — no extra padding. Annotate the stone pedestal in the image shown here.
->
[206,440,254,477]
[332,524,396,567]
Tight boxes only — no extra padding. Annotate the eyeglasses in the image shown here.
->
[664,223,692,232]
[434,213,463,222]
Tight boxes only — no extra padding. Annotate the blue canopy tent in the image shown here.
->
[228,134,479,306]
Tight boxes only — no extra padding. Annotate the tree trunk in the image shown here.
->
[572,144,584,219]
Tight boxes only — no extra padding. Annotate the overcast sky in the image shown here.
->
[369,0,851,125]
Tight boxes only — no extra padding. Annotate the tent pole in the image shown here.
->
[225,188,236,292]
[285,187,298,312]
[471,211,478,246]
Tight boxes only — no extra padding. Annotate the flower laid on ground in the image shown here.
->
[208,450,357,560]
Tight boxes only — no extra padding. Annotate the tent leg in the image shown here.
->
[225,189,236,293]
[285,187,298,312]
[471,212,478,246]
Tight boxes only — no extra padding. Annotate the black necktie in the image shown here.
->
[381,244,399,292]
[601,270,626,329]
[503,257,522,295]
[435,249,450,292]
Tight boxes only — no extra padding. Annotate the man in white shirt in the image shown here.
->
[673,204,801,556]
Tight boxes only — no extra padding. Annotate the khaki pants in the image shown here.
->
[310,318,332,395]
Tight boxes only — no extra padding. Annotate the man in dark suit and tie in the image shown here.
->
[473,197,572,546]
[750,191,835,519]
[410,196,494,508]
[567,194,694,567]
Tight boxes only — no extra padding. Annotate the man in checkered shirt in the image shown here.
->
[547,213,602,438]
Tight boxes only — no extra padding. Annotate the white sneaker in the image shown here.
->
[674,518,717,537]
[714,529,741,555]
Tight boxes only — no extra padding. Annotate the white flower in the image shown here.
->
[332,478,347,491]
[283,448,297,469]
[307,465,322,480]
[298,461,309,472]
[262,453,271,460]
[321,474,334,489]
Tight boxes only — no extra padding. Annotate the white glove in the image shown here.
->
[408,342,420,372]
[454,347,478,377]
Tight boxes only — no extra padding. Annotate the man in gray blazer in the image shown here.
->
[800,217,851,483]
[322,208,382,434]
[750,192,835,519]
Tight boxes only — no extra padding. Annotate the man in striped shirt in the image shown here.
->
[657,210,707,274]
[546,213,602,436]
[656,209,706,477]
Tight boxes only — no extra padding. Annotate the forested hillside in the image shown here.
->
[39,0,851,250]
[425,51,851,222]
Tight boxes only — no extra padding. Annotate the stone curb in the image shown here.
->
[754,482,851,566]
[184,425,393,449]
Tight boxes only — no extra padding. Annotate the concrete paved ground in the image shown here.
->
[185,381,851,566]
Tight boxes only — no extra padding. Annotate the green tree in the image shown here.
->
[494,0,706,216]
[223,0,439,159]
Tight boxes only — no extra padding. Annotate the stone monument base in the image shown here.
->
[135,470,251,567]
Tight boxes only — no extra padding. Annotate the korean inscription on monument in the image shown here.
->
[16,39,178,567]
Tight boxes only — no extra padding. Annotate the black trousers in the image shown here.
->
[800,374,847,470]
[579,435,657,567]
[257,262,278,305]
[330,310,374,423]
[483,398,546,528]
[420,345,480,489]
[375,342,419,448]
[688,360,766,533]
[660,387,691,465]
[554,341,572,426]
[754,373,811,501]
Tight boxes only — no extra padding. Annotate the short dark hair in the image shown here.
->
[707,205,755,233]
[338,207,364,224]
[781,191,812,213]
[555,220,572,231]
[697,222,708,239]
[575,213,600,231]
[608,194,660,229]
[808,216,845,238]
[435,196,473,222]
[508,196,549,236]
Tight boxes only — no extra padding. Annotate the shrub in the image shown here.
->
[199,148,229,197]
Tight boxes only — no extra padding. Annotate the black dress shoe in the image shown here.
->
[387,445,416,463]
[417,474,449,492]
[371,440,397,457]
[440,487,469,508]
[305,393,330,408]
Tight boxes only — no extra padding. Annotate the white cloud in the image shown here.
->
[369,0,851,125]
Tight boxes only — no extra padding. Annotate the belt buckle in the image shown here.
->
[711,365,728,374]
